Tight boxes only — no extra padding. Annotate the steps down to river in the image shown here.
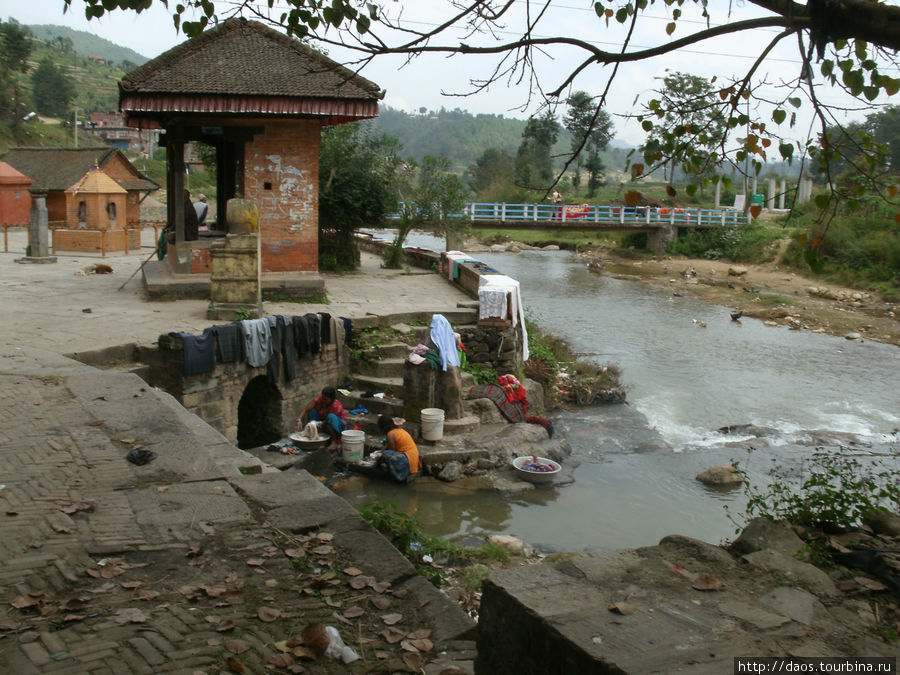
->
[338,335,481,443]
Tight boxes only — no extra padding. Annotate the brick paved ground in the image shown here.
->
[1,232,477,673]
[0,361,475,673]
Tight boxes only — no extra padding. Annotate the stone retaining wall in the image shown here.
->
[138,334,348,445]
[356,235,524,374]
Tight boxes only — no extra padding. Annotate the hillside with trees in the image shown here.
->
[26,24,148,70]
[0,18,133,150]
[370,105,631,181]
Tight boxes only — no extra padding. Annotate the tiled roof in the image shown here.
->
[120,18,383,101]
[0,148,159,193]
[66,168,127,194]
[0,161,33,186]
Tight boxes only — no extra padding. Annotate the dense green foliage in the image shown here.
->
[319,122,403,271]
[384,154,470,268]
[781,201,900,294]
[737,448,900,530]
[466,148,515,199]
[668,222,793,262]
[640,72,726,186]
[31,58,75,117]
[0,20,133,150]
[563,91,614,196]
[515,111,560,189]
[0,20,33,143]
[372,106,529,172]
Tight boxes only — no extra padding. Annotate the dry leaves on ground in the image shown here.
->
[692,573,725,591]
[257,606,281,622]
[224,638,251,655]
[301,622,331,657]
[114,608,147,624]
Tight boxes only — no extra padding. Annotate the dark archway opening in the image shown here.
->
[237,375,283,449]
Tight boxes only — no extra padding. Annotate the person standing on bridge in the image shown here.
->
[551,188,562,221]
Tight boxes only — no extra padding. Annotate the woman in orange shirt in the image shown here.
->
[376,415,422,482]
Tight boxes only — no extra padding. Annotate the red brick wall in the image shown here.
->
[191,247,212,274]
[244,120,321,273]
[64,192,127,231]
[52,228,139,253]
[46,191,67,223]
[101,154,144,225]
[0,184,31,225]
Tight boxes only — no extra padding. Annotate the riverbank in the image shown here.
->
[461,233,899,348]
[577,244,900,348]
[461,231,899,347]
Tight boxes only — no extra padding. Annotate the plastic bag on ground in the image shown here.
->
[324,626,359,664]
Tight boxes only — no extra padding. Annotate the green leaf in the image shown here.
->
[615,7,628,23]
[820,60,833,78]
[685,183,697,197]
[665,22,676,35]
[779,142,794,160]
[788,97,802,108]
[641,120,654,131]
[772,109,786,125]
[814,194,830,209]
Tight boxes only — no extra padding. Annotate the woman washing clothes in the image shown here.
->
[296,386,347,451]
[372,415,422,483]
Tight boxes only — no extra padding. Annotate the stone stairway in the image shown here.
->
[337,327,482,448]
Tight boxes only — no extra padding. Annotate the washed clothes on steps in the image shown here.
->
[429,313,460,371]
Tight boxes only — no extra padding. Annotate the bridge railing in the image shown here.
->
[389,202,749,227]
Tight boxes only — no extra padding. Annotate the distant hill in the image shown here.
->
[370,106,527,171]
[26,24,148,69]
[370,106,631,174]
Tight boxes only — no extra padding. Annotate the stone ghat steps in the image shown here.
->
[347,411,481,441]
[350,356,408,379]
[346,373,404,397]
[338,388,404,417]
[347,412,416,440]
[356,341,411,360]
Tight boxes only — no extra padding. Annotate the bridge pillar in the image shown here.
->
[647,225,675,254]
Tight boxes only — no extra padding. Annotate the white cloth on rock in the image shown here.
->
[429,313,460,371]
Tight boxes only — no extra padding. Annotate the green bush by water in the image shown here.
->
[734,448,900,530]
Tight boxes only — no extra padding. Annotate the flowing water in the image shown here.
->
[343,234,900,552]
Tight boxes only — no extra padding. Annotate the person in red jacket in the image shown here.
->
[296,386,347,451]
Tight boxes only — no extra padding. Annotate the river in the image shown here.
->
[343,233,900,552]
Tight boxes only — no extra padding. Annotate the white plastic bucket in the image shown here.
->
[420,408,445,441]
[341,429,365,463]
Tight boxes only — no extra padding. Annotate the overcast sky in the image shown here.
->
[7,1,894,147]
